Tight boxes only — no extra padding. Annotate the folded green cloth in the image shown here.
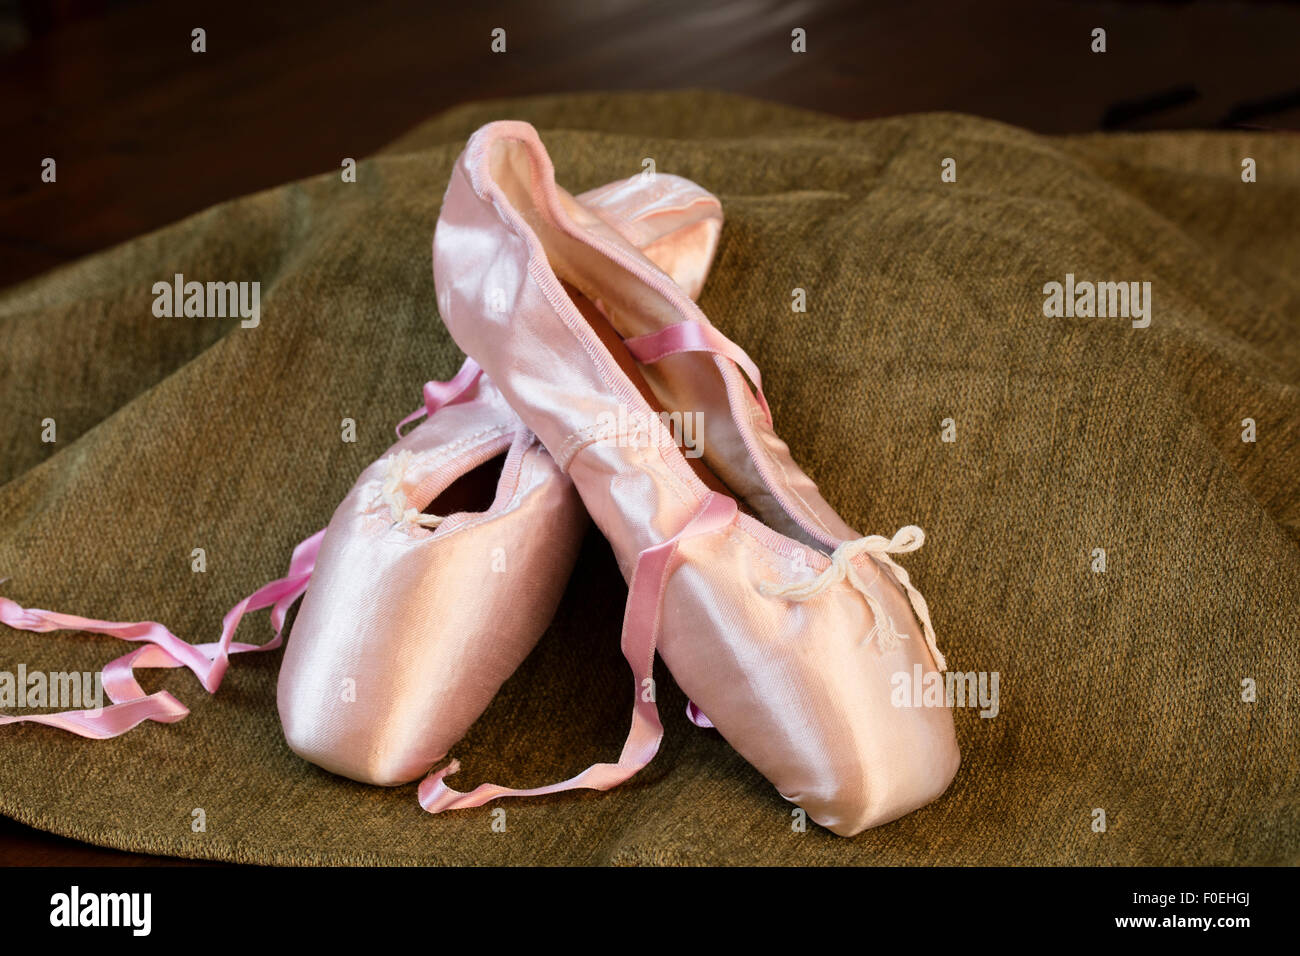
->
[1,91,1295,865]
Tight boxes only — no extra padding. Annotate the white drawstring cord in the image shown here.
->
[762,526,946,671]
[378,450,444,529]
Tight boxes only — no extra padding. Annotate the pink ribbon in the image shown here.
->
[395,357,483,437]
[0,529,322,739]
[685,701,714,728]
[624,319,767,731]
[419,492,739,811]
[1,367,476,741]
[624,320,772,425]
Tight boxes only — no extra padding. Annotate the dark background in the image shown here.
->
[1,0,1296,864]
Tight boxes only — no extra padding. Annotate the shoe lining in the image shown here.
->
[490,139,817,546]
[561,279,752,510]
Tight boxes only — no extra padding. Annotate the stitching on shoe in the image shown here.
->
[554,421,617,469]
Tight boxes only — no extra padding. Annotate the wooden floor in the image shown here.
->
[0,0,1296,864]
[3,0,1299,289]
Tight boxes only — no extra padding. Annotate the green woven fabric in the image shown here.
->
[1,91,1296,865]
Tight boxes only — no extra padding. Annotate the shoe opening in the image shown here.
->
[423,451,508,520]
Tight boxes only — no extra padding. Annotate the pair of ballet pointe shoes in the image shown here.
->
[286,122,959,835]
[0,122,958,836]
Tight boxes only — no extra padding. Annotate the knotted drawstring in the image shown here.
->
[762,526,946,671]
[379,450,443,528]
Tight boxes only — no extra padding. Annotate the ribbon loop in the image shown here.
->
[395,357,484,437]
[419,492,739,812]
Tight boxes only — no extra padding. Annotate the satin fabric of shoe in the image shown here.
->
[433,121,959,834]
[277,173,728,787]
[277,382,587,786]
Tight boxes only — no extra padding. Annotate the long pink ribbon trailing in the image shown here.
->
[624,319,772,426]
[419,491,739,812]
[0,529,322,738]
[0,367,480,740]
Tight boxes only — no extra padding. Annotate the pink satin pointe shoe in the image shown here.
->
[275,366,581,785]
[428,121,959,835]
[276,173,724,786]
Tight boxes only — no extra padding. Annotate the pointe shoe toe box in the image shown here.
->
[659,528,960,835]
[277,431,585,786]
